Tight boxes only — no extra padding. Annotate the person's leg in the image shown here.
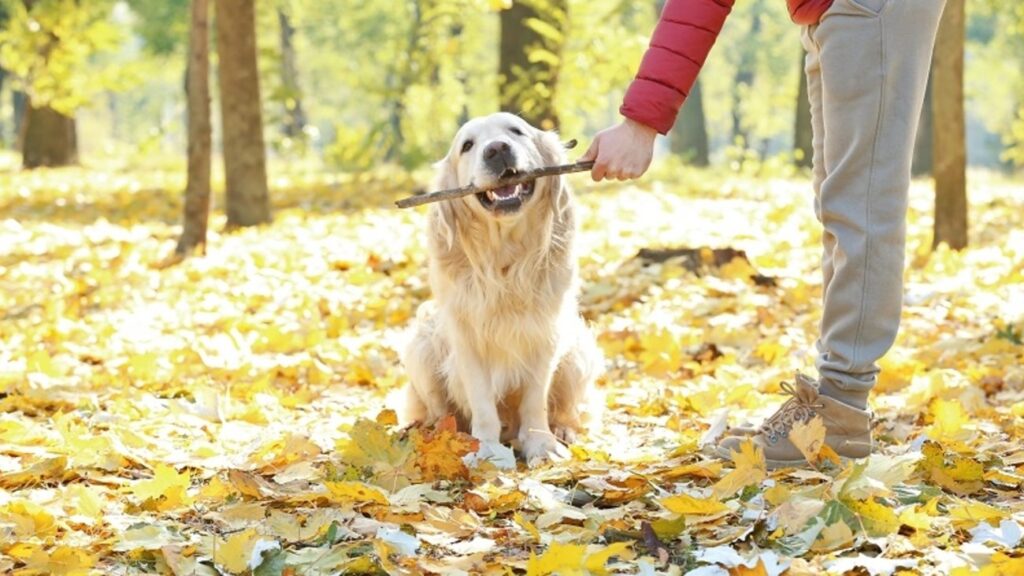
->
[718,0,944,467]
[814,0,945,409]
[802,23,835,310]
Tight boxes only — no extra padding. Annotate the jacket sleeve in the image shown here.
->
[620,0,735,135]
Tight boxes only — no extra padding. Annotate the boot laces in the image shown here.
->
[758,376,825,445]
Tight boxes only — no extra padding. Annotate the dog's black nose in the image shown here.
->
[483,141,511,159]
[483,141,515,174]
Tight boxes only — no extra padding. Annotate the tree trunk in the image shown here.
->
[384,1,423,161]
[13,90,27,145]
[671,79,709,166]
[932,0,967,250]
[0,67,6,145]
[731,4,761,145]
[176,0,212,256]
[794,49,813,169]
[499,0,567,130]
[912,75,933,176]
[277,7,306,139]
[216,0,271,227]
[21,104,78,168]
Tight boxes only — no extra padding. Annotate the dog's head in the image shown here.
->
[433,112,567,221]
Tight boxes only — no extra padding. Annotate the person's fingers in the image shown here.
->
[592,159,608,182]
[580,139,598,162]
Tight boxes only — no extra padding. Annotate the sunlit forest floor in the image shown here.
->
[1,159,1023,575]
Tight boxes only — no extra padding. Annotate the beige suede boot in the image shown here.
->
[716,374,873,469]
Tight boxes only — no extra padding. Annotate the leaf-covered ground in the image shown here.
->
[1,161,1023,575]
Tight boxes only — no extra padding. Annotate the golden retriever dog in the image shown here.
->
[399,112,603,465]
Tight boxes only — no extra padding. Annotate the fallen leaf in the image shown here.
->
[713,440,767,498]
[131,464,192,511]
[324,481,389,505]
[788,416,826,464]
[213,528,280,575]
[661,492,730,516]
[11,546,95,576]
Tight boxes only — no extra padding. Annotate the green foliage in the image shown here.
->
[967,0,1024,168]
[702,0,801,162]
[0,0,128,113]
[295,0,651,169]
[125,0,189,55]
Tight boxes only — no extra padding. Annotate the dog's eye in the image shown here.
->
[461,140,474,154]
[510,127,524,136]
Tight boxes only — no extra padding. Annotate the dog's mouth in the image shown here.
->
[475,168,535,215]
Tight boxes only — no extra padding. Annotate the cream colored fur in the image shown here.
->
[399,113,603,465]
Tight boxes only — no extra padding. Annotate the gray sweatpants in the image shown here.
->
[802,0,945,400]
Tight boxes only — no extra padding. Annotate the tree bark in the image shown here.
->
[499,0,567,130]
[176,0,212,256]
[932,0,967,250]
[912,75,933,176]
[13,90,27,145]
[731,3,761,145]
[671,79,709,166]
[277,7,306,139]
[0,67,6,145]
[216,0,271,227]
[794,49,813,169]
[21,104,77,168]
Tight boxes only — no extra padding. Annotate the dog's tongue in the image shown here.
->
[492,185,518,199]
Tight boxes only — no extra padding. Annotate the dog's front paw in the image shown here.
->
[520,432,569,467]
[552,425,578,445]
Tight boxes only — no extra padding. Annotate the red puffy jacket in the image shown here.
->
[620,0,833,134]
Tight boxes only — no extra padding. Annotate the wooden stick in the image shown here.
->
[395,160,595,209]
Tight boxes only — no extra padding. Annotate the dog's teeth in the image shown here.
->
[487,190,497,201]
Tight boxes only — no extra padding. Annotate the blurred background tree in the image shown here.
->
[0,0,129,167]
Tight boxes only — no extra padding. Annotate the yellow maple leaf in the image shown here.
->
[324,480,389,505]
[0,500,57,539]
[199,474,233,502]
[848,497,900,536]
[948,500,1007,529]
[54,413,125,471]
[661,492,730,516]
[713,440,767,498]
[26,350,63,378]
[662,461,723,480]
[11,546,95,576]
[526,542,587,576]
[376,409,398,426]
[788,416,826,464]
[918,441,984,495]
[65,485,104,521]
[584,542,634,576]
[926,398,973,446]
[898,504,934,532]
[410,415,479,482]
[950,552,1024,576]
[213,528,278,575]
[337,417,409,469]
[526,542,631,576]
[131,464,192,511]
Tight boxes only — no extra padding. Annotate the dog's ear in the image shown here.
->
[534,129,568,166]
[431,153,459,250]
[533,128,571,220]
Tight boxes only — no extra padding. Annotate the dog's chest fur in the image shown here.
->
[430,203,577,372]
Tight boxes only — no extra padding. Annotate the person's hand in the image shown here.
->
[580,118,658,182]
